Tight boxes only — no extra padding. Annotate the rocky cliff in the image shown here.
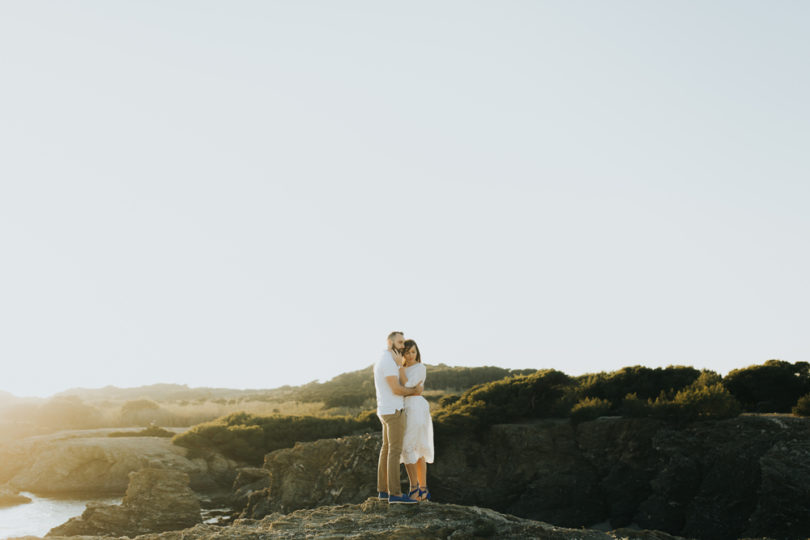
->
[240,415,810,540]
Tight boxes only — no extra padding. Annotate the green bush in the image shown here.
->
[433,370,574,435]
[438,394,461,408]
[650,383,741,421]
[577,365,702,410]
[792,393,810,416]
[723,360,810,413]
[427,366,536,391]
[172,412,377,464]
[619,393,649,417]
[570,397,612,424]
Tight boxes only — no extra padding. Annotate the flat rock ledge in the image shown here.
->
[22,498,687,540]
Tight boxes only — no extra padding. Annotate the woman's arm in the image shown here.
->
[398,365,407,386]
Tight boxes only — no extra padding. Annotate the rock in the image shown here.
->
[231,467,270,509]
[0,485,32,507]
[46,468,201,537]
[634,415,810,540]
[242,433,382,517]
[743,438,810,539]
[575,417,663,528]
[28,499,688,540]
[0,429,240,495]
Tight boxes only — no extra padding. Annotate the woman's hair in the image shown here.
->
[402,339,421,363]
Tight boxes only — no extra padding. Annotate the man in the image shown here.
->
[374,330,423,504]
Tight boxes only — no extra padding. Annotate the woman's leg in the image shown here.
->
[417,457,427,497]
[405,463,418,496]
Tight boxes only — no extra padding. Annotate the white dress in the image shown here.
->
[400,363,435,464]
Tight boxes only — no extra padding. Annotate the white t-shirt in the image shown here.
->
[374,350,405,416]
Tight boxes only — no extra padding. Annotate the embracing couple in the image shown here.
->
[373,331,435,504]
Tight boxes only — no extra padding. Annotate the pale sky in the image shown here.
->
[1,1,808,398]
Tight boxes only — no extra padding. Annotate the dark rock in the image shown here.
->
[576,418,662,528]
[635,416,810,540]
[46,468,201,536]
[743,438,810,539]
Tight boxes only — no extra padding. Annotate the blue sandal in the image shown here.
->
[419,487,431,501]
[408,486,420,500]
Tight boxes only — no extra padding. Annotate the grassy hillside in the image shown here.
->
[0,364,534,442]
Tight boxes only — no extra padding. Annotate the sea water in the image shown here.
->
[0,492,122,539]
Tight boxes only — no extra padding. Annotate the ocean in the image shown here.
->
[0,492,122,539]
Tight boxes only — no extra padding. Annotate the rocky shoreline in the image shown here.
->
[0,428,242,496]
[4,415,810,539]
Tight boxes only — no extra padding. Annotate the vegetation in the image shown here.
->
[570,397,612,424]
[294,365,537,407]
[108,425,175,438]
[647,382,742,421]
[722,360,810,413]
[792,393,810,416]
[577,365,702,408]
[432,370,575,434]
[172,412,378,463]
[5,358,810,455]
[432,365,743,433]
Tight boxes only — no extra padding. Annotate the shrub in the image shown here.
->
[792,393,810,416]
[570,397,611,424]
[723,360,810,413]
[438,394,461,408]
[172,412,378,464]
[619,393,649,417]
[650,383,741,421]
[433,370,573,435]
[577,365,702,410]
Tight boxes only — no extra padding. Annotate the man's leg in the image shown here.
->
[386,410,406,497]
[377,416,390,493]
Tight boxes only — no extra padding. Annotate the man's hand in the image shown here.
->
[412,383,424,396]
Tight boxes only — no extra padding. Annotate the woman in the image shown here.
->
[398,339,434,501]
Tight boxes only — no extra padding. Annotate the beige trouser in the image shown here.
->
[377,409,406,496]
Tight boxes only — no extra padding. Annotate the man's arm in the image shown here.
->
[386,375,422,396]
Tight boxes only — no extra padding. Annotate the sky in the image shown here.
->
[1,1,808,398]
